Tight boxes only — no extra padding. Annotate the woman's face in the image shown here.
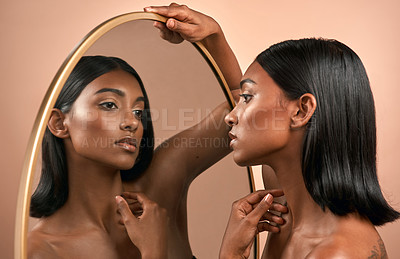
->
[63,69,145,170]
[225,62,295,166]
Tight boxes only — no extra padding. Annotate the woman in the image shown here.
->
[28,56,167,258]
[29,29,286,259]
[218,39,400,258]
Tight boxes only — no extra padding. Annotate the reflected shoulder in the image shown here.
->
[27,229,58,259]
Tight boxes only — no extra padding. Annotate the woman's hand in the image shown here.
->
[144,3,242,95]
[115,192,168,259]
[144,3,221,43]
[220,189,287,259]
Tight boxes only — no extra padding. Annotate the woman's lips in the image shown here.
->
[228,131,237,148]
[115,137,137,153]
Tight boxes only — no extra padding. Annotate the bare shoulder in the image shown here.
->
[28,228,58,259]
[306,219,387,259]
[28,223,120,259]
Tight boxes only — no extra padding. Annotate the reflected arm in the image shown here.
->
[142,3,242,206]
[150,102,232,186]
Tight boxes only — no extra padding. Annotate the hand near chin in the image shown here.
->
[144,3,221,44]
[115,192,168,259]
[220,189,287,259]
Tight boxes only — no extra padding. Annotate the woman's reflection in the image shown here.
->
[29,57,157,258]
[28,54,238,258]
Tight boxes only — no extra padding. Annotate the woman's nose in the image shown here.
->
[120,111,139,131]
[224,108,238,127]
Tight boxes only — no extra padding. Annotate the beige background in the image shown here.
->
[1,0,399,258]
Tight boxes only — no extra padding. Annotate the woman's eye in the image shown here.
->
[239,94,253,103]
[100,102,118,110]
[133,109,144,119]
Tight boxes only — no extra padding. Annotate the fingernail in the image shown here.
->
[264,193,273,204]
[115,196,123,205]
[273,216,284,225]
[144,7,153,12]
[167,19,175,28]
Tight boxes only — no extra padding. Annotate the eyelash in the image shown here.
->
[239,94,253,103]
[133,109,144,120]
[100,102,144,119]
[100,102,118,110]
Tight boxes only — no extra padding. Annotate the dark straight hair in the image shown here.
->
[30,56,154,218]
[256,38,399,226]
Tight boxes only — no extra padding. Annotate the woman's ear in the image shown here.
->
[47,108,69,138]
[290,93,316,129]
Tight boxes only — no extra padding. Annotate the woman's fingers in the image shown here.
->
[121,191,151,204]
[153,21,184,43]
[116,193,169,258]
[115,195,138,227]
[154,21,175,40]
[120,192,152,218]
[253,201,288,218]
[247,193,274,222]
[260,211,285,225]
[269,202,288,214]
[144,3,191,22]
[153,21,172,38]
[121,192,164,219]
[245,189,284,204]
[257,221,281,233]
[127,200,143,218]
[144,3,219,43]
[165,18,194,37]
[120,191,140,200]
[220,193,278,258]
[237,189,284,212]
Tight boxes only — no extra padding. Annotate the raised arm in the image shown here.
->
[145,3,242,100]
[142,4,242,186]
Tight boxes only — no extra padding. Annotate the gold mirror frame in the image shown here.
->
[15,12,257,259]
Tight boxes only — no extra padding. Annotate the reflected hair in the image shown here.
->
[30,56,154,218]
[256,38,399,226]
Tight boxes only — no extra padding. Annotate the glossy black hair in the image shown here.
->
[30,56,154,218]
[256,38,399,226]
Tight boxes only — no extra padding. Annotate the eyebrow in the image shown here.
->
[95,88,125,97]
[95,88,145,103]
[135,96,146,103]
[240,78,256,89]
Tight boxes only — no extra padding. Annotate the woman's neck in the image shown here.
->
[269,147,338,236]
[52,152,124,233]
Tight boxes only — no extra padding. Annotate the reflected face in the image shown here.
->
[225,62,293,166]
[64,69,145,170]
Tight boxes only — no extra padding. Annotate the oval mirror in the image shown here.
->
[15,12,258,258]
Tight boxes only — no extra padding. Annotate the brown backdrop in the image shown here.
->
[1,0,399,258]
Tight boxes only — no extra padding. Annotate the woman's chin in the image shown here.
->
[233,151,263,167]
[233,154,251,167]
[113,159,136,170]
[119,163,135,170]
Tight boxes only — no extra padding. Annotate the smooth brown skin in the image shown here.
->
[221,61,388,258]
[28,4,287,259]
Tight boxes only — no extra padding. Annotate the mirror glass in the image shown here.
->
[27,18,254,258]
